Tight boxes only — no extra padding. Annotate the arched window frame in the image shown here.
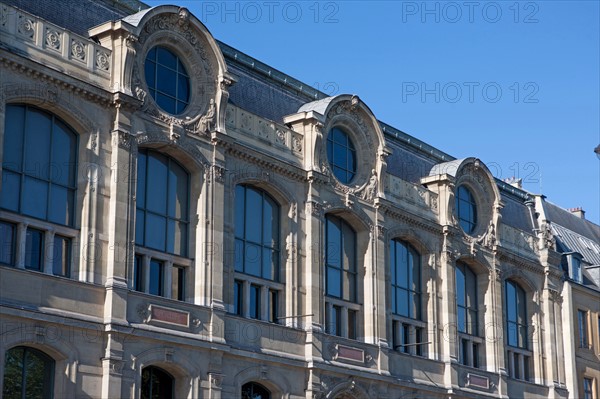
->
[389,238,426,356]
[241,382,271,399]
[455,261,483,368]
[0,104,79,278]
[505,279,532,381]
[326,126,357,185]
[140,366,174,399]
[133,149,192,301]
[324,214,361,340]
[2,346,55,399]
[233,184,283,323]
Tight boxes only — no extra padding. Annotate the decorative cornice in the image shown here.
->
[226,145,307,183]
[378,201,443,235]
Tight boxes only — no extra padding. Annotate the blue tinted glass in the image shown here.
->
[245,243,261,276]
[507,321,518,346]
[145,213,166,252]
[24,110,51,180]
[157,47,177,69]
[333,127,346,144]
[157,65,177,97]
[456,266,466,306]
[245,188,262,243]
[25,229,44,270]
[167,160,188,219]
[234,186,245,238]
[457,307,466,333]
[234,239,244,272]
[333,144,346,169]
[250,285,260,319]
[178,75,189,102]
[149,260,163,296]
[397,288,409,317]
[156,92,176,114]
[326,218,341,267]
[0,222,15,265]
[135,209,145,245]
[146,153,168,213]
[22,177,48,219]
[4,105,24,171]
[327,266,341,297]
[506,281,517,322]
[234,281,242,315]
[136,152,147,209]
[0,170,20,212]
[48,185,72,225]
[145,60,155,88]
[51,121,76,186]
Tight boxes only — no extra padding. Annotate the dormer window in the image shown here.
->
[455,185,477,235]
[569,254,583,283]
[144,46,190,115]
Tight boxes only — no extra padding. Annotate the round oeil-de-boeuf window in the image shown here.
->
[144,46,190,115]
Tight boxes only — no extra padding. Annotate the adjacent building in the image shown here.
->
[0,0,598,398]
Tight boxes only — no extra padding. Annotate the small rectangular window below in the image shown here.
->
[0,221,16,266]
[268,289,278,323]
[148,259,164,296]
[249,284,260,320]
[234,280,243,316]
[52,235,71,277]
[25,228,44,271]
[172,265,185,301]
[348,309,357,340]
[326,305,342,337]
[134,255,144,292]
[401,324,410,354]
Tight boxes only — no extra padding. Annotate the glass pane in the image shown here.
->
[333,127,346,144]
[171,266,184,301]
[234,239,244,272]
[166,220,187,256]
[234,185,245,238]
[135,210,145,245]
[25,229,44,271]
[157,47,177,69]
[244,188,262,243]
[145,213,166,252]
[327,266,341,297]
[177,74,189,102]
[411,292,420,319]
[333,145,346,170]
[347,149,356,172]
[517,285,527,323]
[0,222,15,265]
[0,170,20,212]
[149,260,163,296]
[390,241,396,285]
[263,197,278,247]
[410,250,419,291]
[136,151,147,209]
[262,248,273,280]
[24,349,53,399]
[343,271,355,302]
[146,153,168,214]
[176,100,187,115]
[134,255,143,291]
[250,285,260,319]
[144,60,156,89]
[456,265,466,306]
[326,217,341,267]
[48,185,73,225]
[234,281,242,315]
[342,221,355,272]
[52,236,70,277]
[156,64,177,98]
[24,108,51,180]
[348,310,357,339]
[468,309,478,335]
[397,243,408,288]
[269,290,278,323]
[506,282,517,322]
[156,92,176,114]
[244,243,261,276]
[22,177,48,219]
[519,324,528,349]
[51,120,76,186]
[507,321,518,347]
[391,287,396,313]
[168,161,188,219]
[457,307,466,333]
[397,288,409,317]
[3,105,24,171]
[2,347,25,398]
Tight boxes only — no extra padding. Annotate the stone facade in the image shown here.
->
[0,1,598,398]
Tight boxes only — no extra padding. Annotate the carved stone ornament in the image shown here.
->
[308,201,323,218]
[45,29,61,50]
[96,50,110,71]
[185,98,215,134]
[356,169,378,201]
[136,304,150,321]
[17,15,35,39]
[538,221,556,250]
[208,372,223,388]
[71,39,86,61]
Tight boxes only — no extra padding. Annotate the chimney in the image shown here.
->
[568,207,586,219]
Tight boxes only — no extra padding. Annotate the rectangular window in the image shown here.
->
[348,309,357,340]
[234,280,243,316]
[148,259,164,296]
[579,310,589,348]
[460,338,468,365]
[0,221,16,265]
[171,265,185,301]
[583,378,594,399]
[52,235,71,277]
[249,284,260,319]
[473,342,479,368]
[415,327,424,356]
[326,305,342,337]
[134,255,144,292]
[268,289,278,323]
[402,324,410,354]
[25,228,44,271]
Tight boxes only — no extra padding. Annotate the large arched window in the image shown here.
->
[390,239,425,356]
[505,280,530,380]
[1,104,77,276]
[134,150,190,300]
[3,346,55,399]
[1,104,77,226]
[141,366,173,399]
[456,262,481,367]
[325,214,359,339]
[242,382,270,399]
[233,185,281,322]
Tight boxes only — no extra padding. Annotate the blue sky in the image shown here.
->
[149,0,600,224]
